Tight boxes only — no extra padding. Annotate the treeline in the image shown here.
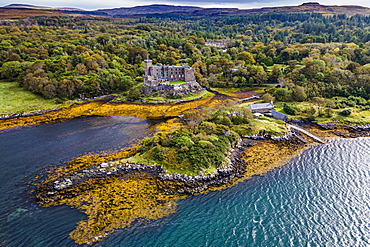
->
[1,13,370,100]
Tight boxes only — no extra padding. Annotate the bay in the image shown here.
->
[0,117,369,247]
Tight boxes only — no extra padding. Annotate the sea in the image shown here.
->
[0,116,369,247]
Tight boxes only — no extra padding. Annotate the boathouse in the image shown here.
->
[271,110,288,122]
[247,102,274,113]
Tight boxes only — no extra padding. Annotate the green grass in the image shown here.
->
[211,87,268,96]
[141,90,211,103]
[239,100,264,108]
[120,155,200,176]
[231,117,288,137]
[275,101,370,125]
[250,117,288,136]
[180,91,211,100]
[169,80,186,85]
[316,108,370,125]
[0,81,66,116]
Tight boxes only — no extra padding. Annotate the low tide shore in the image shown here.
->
[0,94,221,131]
[3,99,369,245]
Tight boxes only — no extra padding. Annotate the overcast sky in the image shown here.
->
[1,0,370,10]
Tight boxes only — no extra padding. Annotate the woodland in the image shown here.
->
[0,13,370,107]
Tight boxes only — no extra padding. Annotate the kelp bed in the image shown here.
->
[17,97,327,245]
[0,95,221,130]
[35,137,313,245]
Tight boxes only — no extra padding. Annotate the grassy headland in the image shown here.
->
[0,81,66,116]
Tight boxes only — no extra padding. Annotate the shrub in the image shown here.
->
[283,103,297,115]
[339,108,352,116]
[171,135,194,147]
[199,121,217,135]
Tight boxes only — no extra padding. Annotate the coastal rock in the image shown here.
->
[38,133,309,201]
[315,122,370,138]
[37,139,253,201]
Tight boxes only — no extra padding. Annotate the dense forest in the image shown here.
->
[1,13,370,103]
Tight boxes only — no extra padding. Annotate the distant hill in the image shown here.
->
[1,2,370,19]
[4,4,83,11]
[94,2,370,17]
[0,7,67,19]
[97,4,202,17]
[236,2,370,16]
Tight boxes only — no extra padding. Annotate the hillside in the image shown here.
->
[2,2,370,19]
[3,4,83,11]
[96,2,370,17]
[97,4,202,17]
[237,2,370,16]
[0,7,67,19]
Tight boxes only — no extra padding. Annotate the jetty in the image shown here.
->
[288,124,327,144]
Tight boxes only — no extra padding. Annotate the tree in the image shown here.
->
[311,97,326,116]
[42,84,56,98]
[237,51,255,64]
[127,86,143,100]
[306,106,316,121]
[274,88,291,102]
[268,65,281,84]
[1,61,23,79]
[283,103,297,115]
[291,86,307,102]
[261,93,274,102]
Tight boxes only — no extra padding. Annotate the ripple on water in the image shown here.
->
[100,138,370,247]
[1,117,370,247]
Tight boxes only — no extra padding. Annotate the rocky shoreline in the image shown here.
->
[157,139,252,194]
[37,139,254,203]
[315,122,370,138]
[36,120,370,204]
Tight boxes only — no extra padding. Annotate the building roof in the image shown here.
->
[248,102,274,110]
[271,110,288,121]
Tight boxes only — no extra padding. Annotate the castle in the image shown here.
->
[141,59,203,96]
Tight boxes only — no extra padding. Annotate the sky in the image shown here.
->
[1,0,370,10]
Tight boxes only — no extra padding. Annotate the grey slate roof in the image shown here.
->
[271,110,288,121]
[248,102,274,110]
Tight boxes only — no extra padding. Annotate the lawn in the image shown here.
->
[238,100,264,108]
[231,116,288,137]
[0,81,65,116]
[211,87,271,96]
[249,117,288,136]
[275,101,370,125]
[169,80,186,85]
[141,90,211,103]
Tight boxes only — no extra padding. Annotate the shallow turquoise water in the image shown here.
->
[1,117,369,246]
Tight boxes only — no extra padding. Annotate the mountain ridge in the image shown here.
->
[1,2,370,18]
[3,3,83,11]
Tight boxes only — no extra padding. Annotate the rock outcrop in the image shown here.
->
[141,81,203,97]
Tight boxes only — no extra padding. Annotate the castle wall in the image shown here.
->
[142,81,203,96]
[142,59,201,96]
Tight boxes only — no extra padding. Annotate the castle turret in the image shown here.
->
[184,67,195,82]
[144,59,152,76]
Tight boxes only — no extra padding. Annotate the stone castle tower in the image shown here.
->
[142,59,202,96]
[143,59,196,85]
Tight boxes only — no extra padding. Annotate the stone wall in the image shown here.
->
[141,81,203,96]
